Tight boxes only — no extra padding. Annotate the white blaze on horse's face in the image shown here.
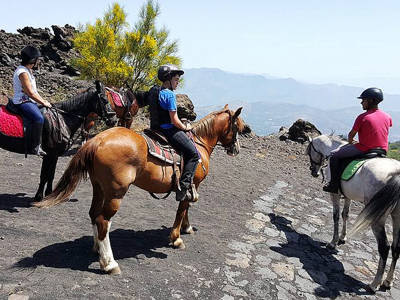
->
[227,138,240,156]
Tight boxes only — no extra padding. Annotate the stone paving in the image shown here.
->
[220,181,400,299]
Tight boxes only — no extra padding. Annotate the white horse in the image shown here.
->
[306,134,400,292]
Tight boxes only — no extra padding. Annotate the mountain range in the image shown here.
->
[177,68,400,141]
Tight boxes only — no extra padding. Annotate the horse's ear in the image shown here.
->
[223,104,229,110]
[233,107,243,119]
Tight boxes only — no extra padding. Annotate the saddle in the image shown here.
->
[142,128,183,193]
[335,148,387,185]
[0,100,32,154]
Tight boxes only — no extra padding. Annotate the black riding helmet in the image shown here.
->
[21,45,41,65]
[157,64,184,82]
[357,87,383,105]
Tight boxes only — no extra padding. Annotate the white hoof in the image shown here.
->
[172,237,185,249]
[183,225,194,234]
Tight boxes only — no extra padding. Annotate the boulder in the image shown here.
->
[280,119,321,143]
[177,94,196,121]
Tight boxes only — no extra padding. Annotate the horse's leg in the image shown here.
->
[44,155,58,196]
[94,197,123,275]
[170,200,190,249]
[382,209,400,289]
[327,193,341,249]
[89,183,104,254]
[181,207,194,234]
[34,155,52,201]
[338,197,351,245]
[368,218,390,292]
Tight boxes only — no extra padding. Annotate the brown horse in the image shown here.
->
[82,88,139,142]
[34,105,244,274]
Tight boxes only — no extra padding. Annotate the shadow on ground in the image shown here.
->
[269,213,371,298]
[13,227,170,274]
[0,193,33,212]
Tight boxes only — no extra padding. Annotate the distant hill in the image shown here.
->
[177,68,400,141]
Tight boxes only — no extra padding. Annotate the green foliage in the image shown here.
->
[388,141,400,160]
[72,1,181,90]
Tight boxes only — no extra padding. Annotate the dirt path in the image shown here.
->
[1,135,399,299]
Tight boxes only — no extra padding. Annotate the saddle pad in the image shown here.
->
[0,106,24,137]
[105,88,124,107]
[142,133,181,165]
[341,159,367,181]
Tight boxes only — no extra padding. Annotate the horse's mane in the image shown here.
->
[56,87,95,111]
[192,109,245,137]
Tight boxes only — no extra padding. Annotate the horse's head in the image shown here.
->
[93,81,117,127]
[306,136,328,177]
[218,105,244,156]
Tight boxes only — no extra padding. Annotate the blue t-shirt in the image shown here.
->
[159,89,176,129]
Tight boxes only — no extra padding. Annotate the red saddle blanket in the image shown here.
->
[0,105,24,138]
[142,132,181,165]
[105,87,124,108]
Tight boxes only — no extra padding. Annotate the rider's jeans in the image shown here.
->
[330,143,363,159]
[162,127,200,190]
[18,101,44,124]
[329,143,364,183]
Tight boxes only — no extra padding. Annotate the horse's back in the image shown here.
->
[342,157,400,202]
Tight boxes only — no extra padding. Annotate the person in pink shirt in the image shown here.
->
[323,87,392,193]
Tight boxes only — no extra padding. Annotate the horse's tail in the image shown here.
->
[348,174,400,237]
[33,138,100,208]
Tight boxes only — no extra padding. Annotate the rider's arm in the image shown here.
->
[348,129,357,144]
[19,73,52,108]
[169,111,192,131]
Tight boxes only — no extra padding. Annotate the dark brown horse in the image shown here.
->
[34,105,244,274]
[0,81,117,202]
[81,88,139,143]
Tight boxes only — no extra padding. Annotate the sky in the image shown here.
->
[1,0,400,93]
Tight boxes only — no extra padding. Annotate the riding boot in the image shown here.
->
[30,122,47,156]
[323,156,340,193]
[176,183,191,202]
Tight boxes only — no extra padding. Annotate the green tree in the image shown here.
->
[72,1,181,90]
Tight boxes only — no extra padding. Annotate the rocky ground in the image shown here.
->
[1,25,399,300]
[1,133,399,300]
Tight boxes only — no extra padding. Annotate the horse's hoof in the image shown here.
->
[107,266,121,275]
[366,284,377,294]
[381,280,392,290]
[183,226,194,235]
[33,194,43,202]
[172,238,185,249]
[338,239,346,245]
[326,243,336,250]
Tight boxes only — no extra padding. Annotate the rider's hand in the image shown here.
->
[43,101,52,108]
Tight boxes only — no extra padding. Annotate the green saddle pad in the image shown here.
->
[341,159,367,181]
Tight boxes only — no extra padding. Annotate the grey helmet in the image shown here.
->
[357,87,383,105]
[157,64,184,82]
[21,45,41,65]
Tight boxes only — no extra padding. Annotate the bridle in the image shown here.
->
[192,111,239,155]
[307,140,328,180]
